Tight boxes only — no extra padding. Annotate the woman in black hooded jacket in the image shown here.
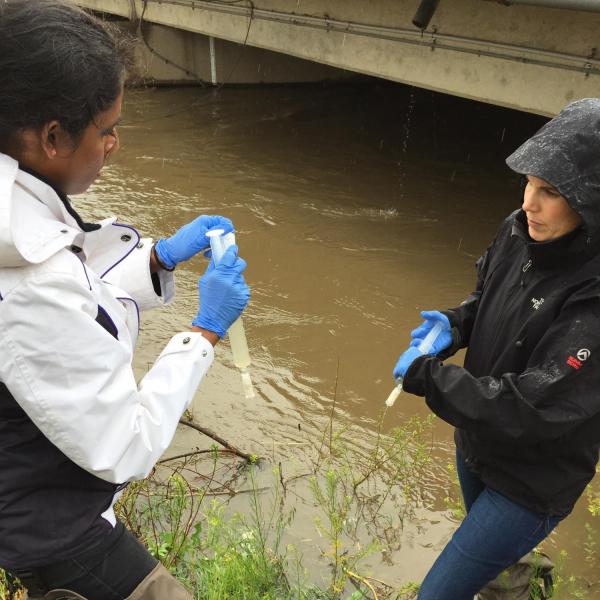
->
[393,98,600,599]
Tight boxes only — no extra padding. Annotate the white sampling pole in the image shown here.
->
[206,229,255,399]
[385,320,444,407]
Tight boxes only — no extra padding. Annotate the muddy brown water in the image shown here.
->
[77,82,599,596]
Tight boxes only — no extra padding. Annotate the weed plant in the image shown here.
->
[0,572,23,600]
[542,469,600,599]
[111,409,435,599]
[2,422,599,599]
[307,412,434,597]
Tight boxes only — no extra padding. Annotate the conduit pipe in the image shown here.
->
[412,0,441,29]
[413,0,600,31]
[490,0,600,12]
[139,0,600,77]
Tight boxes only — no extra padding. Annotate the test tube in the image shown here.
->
[206,228,255,399]
[385,320,444,407]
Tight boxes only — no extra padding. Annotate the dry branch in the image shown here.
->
[179,418,254,462]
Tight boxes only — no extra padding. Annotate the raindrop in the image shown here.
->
[397,88,417,198]
[401,89,417,157]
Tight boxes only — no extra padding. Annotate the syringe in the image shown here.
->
[385,320,444,407]
[206,228,255,399]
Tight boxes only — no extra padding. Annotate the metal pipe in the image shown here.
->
[412,0,441,29]
[501,0,600,12]
[209,36,217,84]
[138,0,600,77]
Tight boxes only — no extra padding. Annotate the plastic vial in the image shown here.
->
[206,228,255,399]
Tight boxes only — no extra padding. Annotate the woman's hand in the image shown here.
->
[393,310,453,381]
[192,245,250,338]
[410,310,452,355]
[154,215,234,270]
[393,346,423,380]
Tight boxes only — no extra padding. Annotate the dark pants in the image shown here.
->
[9,522,158,600]
[417,450,564,600]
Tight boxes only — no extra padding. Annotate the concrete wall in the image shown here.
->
[133,21,352,85]
[76,0,600,115]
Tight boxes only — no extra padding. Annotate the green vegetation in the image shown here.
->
[442,460,466,522]
[543,469,600,599]
[0,572,23,600]
[2,423,599,599]
[114,410,435,599]
[0,410,431,600]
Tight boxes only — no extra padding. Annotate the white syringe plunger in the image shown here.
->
[385,383,402,407]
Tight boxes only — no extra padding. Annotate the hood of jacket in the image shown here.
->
[0,153,98,268]
[505,98,600,246]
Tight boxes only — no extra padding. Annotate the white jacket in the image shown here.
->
[0,153,214,485]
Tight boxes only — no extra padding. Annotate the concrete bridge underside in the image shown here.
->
[75,0,600,116]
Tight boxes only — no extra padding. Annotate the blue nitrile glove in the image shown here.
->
[410,310,452,356]
[154,215,234,270]
[393,345,424,380]
[192,245,250,337]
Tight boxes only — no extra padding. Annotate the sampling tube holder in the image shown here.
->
[385,320,444,407]
[206,228,255,399]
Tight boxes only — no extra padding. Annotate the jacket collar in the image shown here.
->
[512,209,597,269]
[0,152,132,269]
[18,164,100,233]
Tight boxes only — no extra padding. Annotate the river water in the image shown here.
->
[78,82,599,596]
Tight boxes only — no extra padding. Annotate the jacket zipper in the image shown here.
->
[521,258,533,286]
[487,257,533,352]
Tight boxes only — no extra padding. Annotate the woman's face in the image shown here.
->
[522,175,583,242]
[52,91,123,195]
[18,90,123,196]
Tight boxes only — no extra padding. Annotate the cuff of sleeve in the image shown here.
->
[125,238,175,309]
[436,326,462,360]
[434,310,463,357]
[402,354,431,396]
[144,331,215,415]
[441,309,463,336]
[158,331,214,362]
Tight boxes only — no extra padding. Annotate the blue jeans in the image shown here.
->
[418,450,563,600]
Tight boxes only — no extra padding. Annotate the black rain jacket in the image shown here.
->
[403,99,600,516]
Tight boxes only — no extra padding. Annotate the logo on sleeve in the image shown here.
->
[531,297,545,310]
[566,348,591,370]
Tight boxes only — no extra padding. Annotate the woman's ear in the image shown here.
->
[40,120,71,159]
